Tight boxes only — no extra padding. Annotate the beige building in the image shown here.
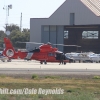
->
[29,0,100,53]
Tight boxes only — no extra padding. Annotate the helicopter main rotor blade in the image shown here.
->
[16,41,81,47]
[16,41,44,45]
[53,44,81,47]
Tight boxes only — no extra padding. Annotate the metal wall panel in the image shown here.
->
[50,32,56,45]
[41,26,49,43]
[56,26,64,52]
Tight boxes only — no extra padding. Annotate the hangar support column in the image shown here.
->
[98,25,100,39]
[56,26,64,52]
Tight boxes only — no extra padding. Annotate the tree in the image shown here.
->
[1,24,30,49]
[23,28,30,33]
[9,29,30,48]
[4,24,20,32]
[0,30,7,48]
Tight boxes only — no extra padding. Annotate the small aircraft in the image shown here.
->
[3,37,81,64]
[65,52,93,63]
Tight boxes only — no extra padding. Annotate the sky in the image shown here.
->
[0,0,65,31]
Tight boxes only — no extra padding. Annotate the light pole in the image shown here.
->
[3,4,12,35]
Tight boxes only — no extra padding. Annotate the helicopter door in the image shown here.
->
[26,52,33,59]
[56,53,66,60]
[56,53,62,60]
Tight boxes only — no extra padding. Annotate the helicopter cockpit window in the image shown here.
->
[82,31,98,39]
[30,48,40,52]
[48,53,54,56]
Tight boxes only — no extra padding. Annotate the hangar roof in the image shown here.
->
[31,0,100,25]
[78,0,100,16]
[49,0,100,19]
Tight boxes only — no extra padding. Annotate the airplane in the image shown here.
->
[3,37,81,64]
[65,52,94,63]
[88,53,100,63]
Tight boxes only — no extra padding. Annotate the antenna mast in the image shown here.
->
[3,4,12,35]
[20,12,22,32]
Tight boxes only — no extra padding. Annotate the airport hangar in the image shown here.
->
[29,0,100,53]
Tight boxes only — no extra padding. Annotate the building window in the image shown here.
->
[64,30,68,39]
[43,26,49,31]
[82,31,98,39]
[70,13,75,25]
[50,26,56,32]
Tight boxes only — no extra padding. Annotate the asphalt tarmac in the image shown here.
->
[0,59,100,75]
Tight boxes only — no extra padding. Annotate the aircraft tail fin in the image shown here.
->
[3,37,18,58]
[4,37,14,49]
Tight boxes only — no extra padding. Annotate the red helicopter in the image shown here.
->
[3,37,80,64]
